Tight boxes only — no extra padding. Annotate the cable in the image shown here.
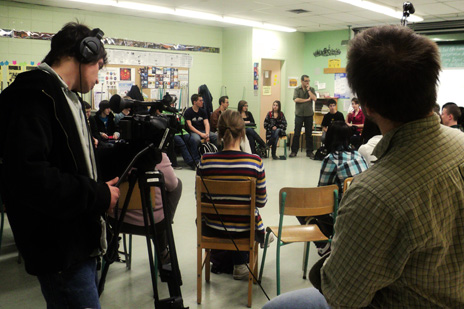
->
[196,157,271,301]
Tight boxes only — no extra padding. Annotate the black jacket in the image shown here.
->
[92,112,117,138]
[0,69,110,275]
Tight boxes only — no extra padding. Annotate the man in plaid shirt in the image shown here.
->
[264,25,464,308]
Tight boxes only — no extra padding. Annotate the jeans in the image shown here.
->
[292,115,314,154]
[262,287,330,309]
[245,128,266,154]
[37,257,101,309]
[268,128,282,148]
[174,134,199,166]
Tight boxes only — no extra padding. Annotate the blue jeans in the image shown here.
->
[262,287,330,309]
[174,134,199,166]
[292,115,314,154]
[37,257,100,309]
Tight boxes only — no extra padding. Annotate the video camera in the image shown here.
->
[109,93,181,150]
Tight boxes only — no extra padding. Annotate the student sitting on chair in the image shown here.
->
[239,100,268,156]
[298,121,368,255]
[264,100,287,160]
[197,109,272,280]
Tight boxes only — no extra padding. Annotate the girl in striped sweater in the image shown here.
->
[197,109,270,280]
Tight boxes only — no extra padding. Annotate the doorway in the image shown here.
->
[259,59,282,141]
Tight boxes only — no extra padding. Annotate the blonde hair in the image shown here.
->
[217,109,245,146]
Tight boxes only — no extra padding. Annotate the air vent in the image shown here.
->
[288,9,310,14]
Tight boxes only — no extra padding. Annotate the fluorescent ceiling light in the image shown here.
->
[337,0,424,22]
[115,2,175,14]
[64,0,296,32]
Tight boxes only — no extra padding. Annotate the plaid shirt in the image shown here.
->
[321,114,464,307]
[318,150,368,195]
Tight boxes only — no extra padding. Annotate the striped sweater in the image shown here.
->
[197,150,267,233]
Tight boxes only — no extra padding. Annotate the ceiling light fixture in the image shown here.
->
[337,0,423,22]
[66,0,297,32]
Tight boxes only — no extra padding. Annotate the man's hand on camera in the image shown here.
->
[106,177,120,214]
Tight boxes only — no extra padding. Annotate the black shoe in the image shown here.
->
[272,154,279,160]
[289,152,297,158]
[307,152,315,160]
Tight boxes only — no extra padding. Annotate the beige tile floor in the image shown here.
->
[0,152,324,308]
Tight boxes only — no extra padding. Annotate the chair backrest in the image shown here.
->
[196,176,256,245]
[119,180,156,210]
[343,177,354,193]
[279,185,339,217]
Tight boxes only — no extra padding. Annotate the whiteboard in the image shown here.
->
[437,68,464,108]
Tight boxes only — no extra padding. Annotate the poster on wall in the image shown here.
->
[254,63,259,90]
[334,73,352,99]
[288,77,298,88]
[95,67,135,106]
[262,86,272,96]
[7,65,23,87]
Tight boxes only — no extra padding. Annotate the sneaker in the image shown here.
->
[272,155,279,160]
[307,152,315,160]
[173,166,183,170]
[260,233,275,248]
[289,152,297,157]
[233,264,249,280]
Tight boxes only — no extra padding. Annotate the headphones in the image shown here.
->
[78,28,104,63]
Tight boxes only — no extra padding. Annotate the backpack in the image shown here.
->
[314,145,328,160]
[198,142,218,156]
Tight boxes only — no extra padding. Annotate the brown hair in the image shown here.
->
[347,25,441,123]
[238,100,248,113]
[217,109,245,146]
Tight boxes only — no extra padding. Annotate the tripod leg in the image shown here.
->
[98,259,110,296]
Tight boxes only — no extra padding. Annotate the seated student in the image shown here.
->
[114,96,131,126]
[173,114,200,170]
[92,100,120,143]
[111,152,182,264]
[358,118,382,167]
[184,94,218,155]
[441,103,461,129]
[264,100,287,160]
[209,96,229,133]
[321,99,344,142]
[197,109,269,280]
[346,97,365,148]
[238,100,267,156]
[84,101,100,148]
[298,121,368,255]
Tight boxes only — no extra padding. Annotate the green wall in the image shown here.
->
[251,29,305,132]
[304,29,351,115]
[0,1,224,103]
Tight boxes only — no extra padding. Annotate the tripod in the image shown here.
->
[99,144,186,309]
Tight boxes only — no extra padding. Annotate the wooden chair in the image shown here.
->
[258,185,339,295]
[196,176,259,308]
[343,177,354,193]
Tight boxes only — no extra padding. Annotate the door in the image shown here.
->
[259,59,282,141]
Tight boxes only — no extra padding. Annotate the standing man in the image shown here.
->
[290,75,317,159]
[263,25,464,308]
[184,94,219,150]
[441,104,461,129]
[0,22,119,308]
[320,98,344,142]
[209,95,229,132]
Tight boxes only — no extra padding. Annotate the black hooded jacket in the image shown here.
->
[0,69,110,275]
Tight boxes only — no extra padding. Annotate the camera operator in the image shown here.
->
[0,22,119,308]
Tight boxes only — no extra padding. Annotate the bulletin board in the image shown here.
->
[93,48,191,110]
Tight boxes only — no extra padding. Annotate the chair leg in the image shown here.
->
[204,249,211,283]
[276,236,281,295]
[197,245,203,304]
[247,245,256,307]
[258,231,271,282]
[0,204,4,252]
[302,242,310,279]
